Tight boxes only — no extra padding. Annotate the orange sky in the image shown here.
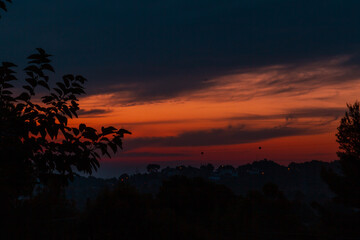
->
[69,56,359,168]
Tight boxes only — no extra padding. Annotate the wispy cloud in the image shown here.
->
[125,125,323,149]
[118,152,188,158]
[81,56,360,107]
[78,108,113,117]
[190,56,360,103]
[228,107,346,122]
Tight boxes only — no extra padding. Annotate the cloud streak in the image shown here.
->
[190,57,360,103]
[78,108,112,117]
[125,125,322,149]
[81,56,360,106]
[228,107,346,122]
[118,152,188,158]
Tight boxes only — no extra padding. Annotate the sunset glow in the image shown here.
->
[67,57,358,169]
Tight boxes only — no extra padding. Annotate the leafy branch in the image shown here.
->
[0,48,131,195]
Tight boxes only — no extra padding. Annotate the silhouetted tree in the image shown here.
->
[322,101,360,207]
[262,182,285,200]
[146,163,160,173]
[200,163,214,172]
[158,176,235,220]
[0,0,11,17]
[0,49,131,205]
[217,165,235,171]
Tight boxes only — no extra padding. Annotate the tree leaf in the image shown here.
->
[38,80,50,90]
[53,87,63,96]
[25,78,37,87]
[23,85,35,95]
[16,92,30,101]
[2,61,17,68]
[41,63,55,73]
[1,90,12,95]
[2,83,14,88]
[79,123,86,132]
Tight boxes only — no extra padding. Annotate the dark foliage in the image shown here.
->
[146,163,160,173]
[200,163,214,172]
[78,177,306,240]
[0,49,131,208]
[322,102,360,208]
[0,0,11,18]
[5,162,360,240]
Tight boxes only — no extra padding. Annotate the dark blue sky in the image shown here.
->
[1,0,360,103]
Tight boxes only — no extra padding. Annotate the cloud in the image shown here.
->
[78,108,112,117]
[120,119,187,126]
[190,57,360,103]
[125,125,321,149]
[83,56,360,106]
[284,107,345,120]
[228,107,346,122]
[122,106,344,150]
[116,107,345,128]
[2,1,360,103]
[118,152,188,158]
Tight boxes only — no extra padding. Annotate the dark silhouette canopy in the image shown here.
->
[0,49,130,205]
[322,101,360,208]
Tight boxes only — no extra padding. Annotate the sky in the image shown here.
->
[1,0,360,177]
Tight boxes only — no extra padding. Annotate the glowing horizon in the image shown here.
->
[67,56,358,168]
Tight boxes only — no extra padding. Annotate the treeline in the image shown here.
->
[6,174,360,240]
[66,159,338,210]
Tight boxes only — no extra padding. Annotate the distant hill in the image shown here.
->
[66,160,340,209]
